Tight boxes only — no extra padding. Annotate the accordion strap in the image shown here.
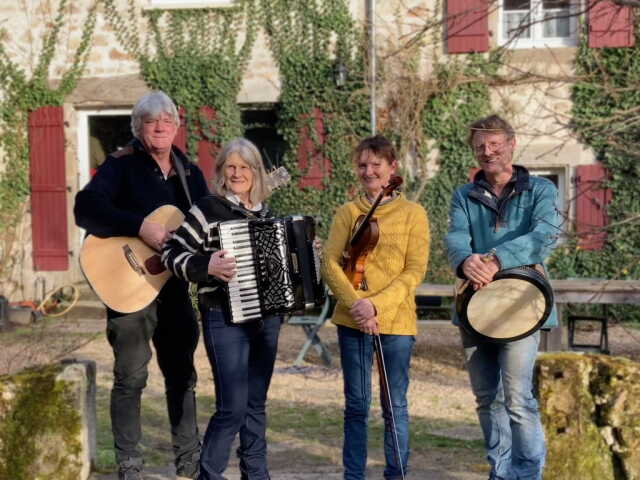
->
[209,195,272,220]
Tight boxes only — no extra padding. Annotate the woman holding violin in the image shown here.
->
[321,135,430,480]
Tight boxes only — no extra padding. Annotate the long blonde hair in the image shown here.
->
[211,138,270,206]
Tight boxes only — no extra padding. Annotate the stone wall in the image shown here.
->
[537,352,640,480]
[0,0,595,295]
[0,359,96,480]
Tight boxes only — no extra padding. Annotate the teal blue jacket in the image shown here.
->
[445,165,560,328]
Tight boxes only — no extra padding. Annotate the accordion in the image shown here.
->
[218,215,325,323]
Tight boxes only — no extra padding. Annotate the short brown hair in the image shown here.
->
[354,135,397,165]
[467,114,515,147]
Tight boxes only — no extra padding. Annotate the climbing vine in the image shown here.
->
[548,20,640,318]
[0,0,97,279]
[377,8,499,283]
[257,0,370,235]
[416,55,498,283]
[103,0,257,155]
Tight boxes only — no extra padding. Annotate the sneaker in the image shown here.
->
[118,458,143,480]
[176,450,200,480]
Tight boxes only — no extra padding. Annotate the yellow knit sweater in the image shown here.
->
[321,193,430,335]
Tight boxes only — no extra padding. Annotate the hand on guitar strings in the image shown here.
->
[350,298,376,323]
[208,249,237,282]
[139,220,172,251]
[462,253,500,290]
[357,316,379,335]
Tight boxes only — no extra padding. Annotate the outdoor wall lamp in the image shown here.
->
[333,60,348,88]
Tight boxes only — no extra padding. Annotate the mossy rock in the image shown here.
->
[0,364,83,480]
[536,353,640,480]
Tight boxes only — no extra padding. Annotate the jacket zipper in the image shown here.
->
[495,190,516,232]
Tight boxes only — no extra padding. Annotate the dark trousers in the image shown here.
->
[106,279,200,466]
[199,307,281,480]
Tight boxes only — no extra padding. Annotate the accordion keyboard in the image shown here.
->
[218,220,263,323]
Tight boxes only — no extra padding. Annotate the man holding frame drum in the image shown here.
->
[445,115,560,480]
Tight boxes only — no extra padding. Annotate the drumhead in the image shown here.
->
[458,266,553,343]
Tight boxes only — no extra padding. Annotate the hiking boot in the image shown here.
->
[118,458,143,480]
[176,450,200,480]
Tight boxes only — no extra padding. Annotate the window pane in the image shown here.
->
[543,8,571,37]
[505,0,530,10]
[504,11,531,39]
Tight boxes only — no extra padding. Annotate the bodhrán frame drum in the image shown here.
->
[456,266,554,343]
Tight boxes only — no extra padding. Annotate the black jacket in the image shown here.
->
[74,138,209,238]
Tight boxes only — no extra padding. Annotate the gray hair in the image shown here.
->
[130,91,180,139]
[212,138,270,206]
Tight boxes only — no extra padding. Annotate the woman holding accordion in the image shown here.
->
[163,138,280,480]
[321,135,430,480]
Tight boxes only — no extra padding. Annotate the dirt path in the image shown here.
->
[78,320,487,479]
[81,318,640,479]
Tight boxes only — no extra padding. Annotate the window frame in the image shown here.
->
[528,166,569,242]
[498,0,580,48]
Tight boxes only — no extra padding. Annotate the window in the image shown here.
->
[241,106,286,171]
[500,0,578,48]
[530,167,567,240]
[147,0,234,9]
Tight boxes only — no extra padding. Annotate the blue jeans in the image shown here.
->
[337,325,414,480]
[462,330,545,480]
[199,308,281,480]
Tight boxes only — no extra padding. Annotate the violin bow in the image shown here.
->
[373,334,406,480]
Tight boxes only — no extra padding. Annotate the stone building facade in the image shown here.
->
[0,0,627,301]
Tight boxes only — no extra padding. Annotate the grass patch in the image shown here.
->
[95,391,482,472]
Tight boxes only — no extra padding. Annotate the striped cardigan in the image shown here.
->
[161,194,273,307]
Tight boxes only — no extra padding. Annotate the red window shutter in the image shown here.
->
[173,106,187,152]
[447,0,489,54]
[574,164,612,250]
[196,106,218,185]
[29,106,69,271]
[588,0,635,48]
[297,108,330,189]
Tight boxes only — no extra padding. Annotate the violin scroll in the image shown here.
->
[382,176,403,196]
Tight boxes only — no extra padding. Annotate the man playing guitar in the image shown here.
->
[74,91,209,480]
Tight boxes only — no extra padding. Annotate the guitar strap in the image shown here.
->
[171,152,193,207]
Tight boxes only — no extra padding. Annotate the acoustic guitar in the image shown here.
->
[80,166,291,314]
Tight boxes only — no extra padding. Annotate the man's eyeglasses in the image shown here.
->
[472,141,507,155]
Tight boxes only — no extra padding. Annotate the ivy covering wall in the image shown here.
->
[0,0,97,281]
[547,22,640,319]
[549,25,640,284]
[104,0,257,153]
[258,0,370,234]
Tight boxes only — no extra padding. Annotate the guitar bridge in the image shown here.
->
[123,244,146,276]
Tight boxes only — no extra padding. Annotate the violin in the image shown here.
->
[341,176,403,290]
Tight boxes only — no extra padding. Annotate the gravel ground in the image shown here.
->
[70,317,640,480]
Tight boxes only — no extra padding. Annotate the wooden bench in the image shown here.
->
[416,280,640,352]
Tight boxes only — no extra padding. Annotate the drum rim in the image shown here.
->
[457,266,554,343]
